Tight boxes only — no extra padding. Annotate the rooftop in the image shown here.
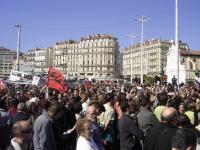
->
[180,50,200,56]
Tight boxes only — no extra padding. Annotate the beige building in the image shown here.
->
[54,40,79,74]
[122,39,189,79]
[23,48,37,73]
[13,54,34,74]
[53,34,119,78]
[180,50,200,81]
[0,47,14,78]
[34,47,53,74]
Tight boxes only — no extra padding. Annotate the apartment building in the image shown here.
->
[34,47,53,74]
[54,40,79,74]
[180,50,200,81]
[122,39,189,79]
[53,34,119,78]
[0,47,14,78]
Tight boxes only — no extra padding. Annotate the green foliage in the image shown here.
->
[143,75,154,84]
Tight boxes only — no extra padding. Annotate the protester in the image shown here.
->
[33,104,60,150]
[171,128,197,150]
[118,101,144,150]
[98,93,114,150]
[8,120,32,150]
[12,102,30,124]
[144,107,178,150]
[85,105,103,150]
[76,118,99,150]
[1,70,200,150]
[0,99,12,150]
[178,103,186,115]
[153,93,168,121]
[137,96,159,136]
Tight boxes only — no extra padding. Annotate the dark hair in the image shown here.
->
[172,128,197,150]
[104,93,114,103]
[40,100,51,110]
[178,114,191,127]
[48,104,60,115]
[139,96,150,107]
[120,101,130,113]
[129,100,140,114]
[187,100,196,111]
[73,101,82,114]
[157,93,168,106]
[0,99,6,109]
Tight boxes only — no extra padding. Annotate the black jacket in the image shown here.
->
[118,114,144,150]
[12,112,30,124]
[144,123,177,150]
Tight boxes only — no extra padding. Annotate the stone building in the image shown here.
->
[122,39,189,79]
[0,47,14,78]
[53,34,119,79]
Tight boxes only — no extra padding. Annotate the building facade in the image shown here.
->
[0,47,14,78]
[13,55,32,74]
[180,50,200,81]
[34,47,53,74]
[53,34,119,79]
[122,39,189,79]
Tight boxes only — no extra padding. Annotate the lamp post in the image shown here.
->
[127,34,138,83]
[135,16,150,84]
[175,0,179,86]
[14,24,21,71]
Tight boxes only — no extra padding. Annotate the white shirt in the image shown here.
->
[76,136,99,150]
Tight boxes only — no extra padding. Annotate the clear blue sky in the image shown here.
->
[0,0,200,52]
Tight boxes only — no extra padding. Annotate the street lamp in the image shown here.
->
[14,24,21,71]
[135,16,150,84]
[127,34,139,83]
[175,0,180,86]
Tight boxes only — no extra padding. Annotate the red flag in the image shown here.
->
[0,80,5,91]
[48,67,68,93]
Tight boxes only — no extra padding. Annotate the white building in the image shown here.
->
[53,34,119,78]
[166,45,200,83]
[122,39,189,80]
[34,47,53,74]
[0,47,14,78]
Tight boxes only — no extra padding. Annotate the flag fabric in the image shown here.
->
[0,80,5,90]
[48,67,68,93]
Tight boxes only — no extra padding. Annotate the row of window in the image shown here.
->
[67,48,115,54]
[68,67,114,72]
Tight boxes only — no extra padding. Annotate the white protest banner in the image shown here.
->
[32,76,40,86]
[9,71,33,82]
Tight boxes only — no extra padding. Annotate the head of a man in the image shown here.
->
[88,101,105,116]
[48,104,61,120]
[12,120,32,143]
[120,101,130,115]
[161,107,178,126]
[17,102,27,112]
[85,105,97,122]
[172,128,197,150]
[139,96,151,109]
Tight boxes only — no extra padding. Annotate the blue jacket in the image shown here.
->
[33,110,57,150]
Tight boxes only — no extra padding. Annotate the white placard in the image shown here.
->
[32,76,40,86]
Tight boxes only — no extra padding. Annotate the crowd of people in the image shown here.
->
[0,80,200,150]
